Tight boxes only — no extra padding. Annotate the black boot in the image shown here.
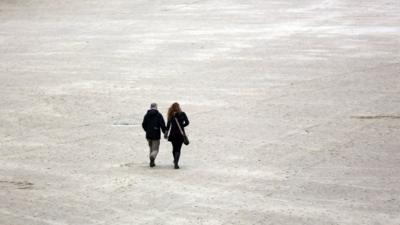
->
[150,157,155,167]
[173,152,179,169]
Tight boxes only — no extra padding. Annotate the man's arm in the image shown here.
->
[159,114,167,133]
[142,114,147,132]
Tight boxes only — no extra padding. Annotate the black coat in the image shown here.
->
[142,109,166,140]
[166,112,189,142]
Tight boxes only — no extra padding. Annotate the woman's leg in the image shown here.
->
[172,141,183,168]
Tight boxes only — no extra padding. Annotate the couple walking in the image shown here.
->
[142,102,189,169]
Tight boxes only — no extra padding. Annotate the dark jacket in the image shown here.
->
[166,112,189,142]
[142,109,166,140]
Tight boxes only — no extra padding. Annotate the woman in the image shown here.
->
[165,102,189,169]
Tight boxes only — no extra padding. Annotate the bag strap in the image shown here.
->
[174,117,185,136]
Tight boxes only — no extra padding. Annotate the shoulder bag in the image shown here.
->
[175,117,189,145]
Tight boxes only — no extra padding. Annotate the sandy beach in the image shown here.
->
[1,0,399,224]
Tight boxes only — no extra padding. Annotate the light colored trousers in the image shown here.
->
[147,139,160,159]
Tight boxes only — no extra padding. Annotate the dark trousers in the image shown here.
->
[172,140,183,165]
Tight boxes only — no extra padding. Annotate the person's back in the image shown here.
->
[168,112,189,142]
[165,102,189,169]
[142,103,166,167]
[142,109,165,140]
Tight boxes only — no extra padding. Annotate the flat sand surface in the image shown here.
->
[1,0,399,224]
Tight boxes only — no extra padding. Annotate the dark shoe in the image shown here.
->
[174,164,179,169]
[150,158,155,167]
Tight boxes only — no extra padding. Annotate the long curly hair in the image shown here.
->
[167,102,182,121]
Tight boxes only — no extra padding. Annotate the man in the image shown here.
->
[142,103,166,167]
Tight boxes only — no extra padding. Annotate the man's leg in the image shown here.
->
[149,139,160,167]
[147,139,154,167]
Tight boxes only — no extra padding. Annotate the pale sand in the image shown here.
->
[0,0,399,224]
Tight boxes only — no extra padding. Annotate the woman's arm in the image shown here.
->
[182,112,190,127]
[164,120,170,139]
[166,120,171,130]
